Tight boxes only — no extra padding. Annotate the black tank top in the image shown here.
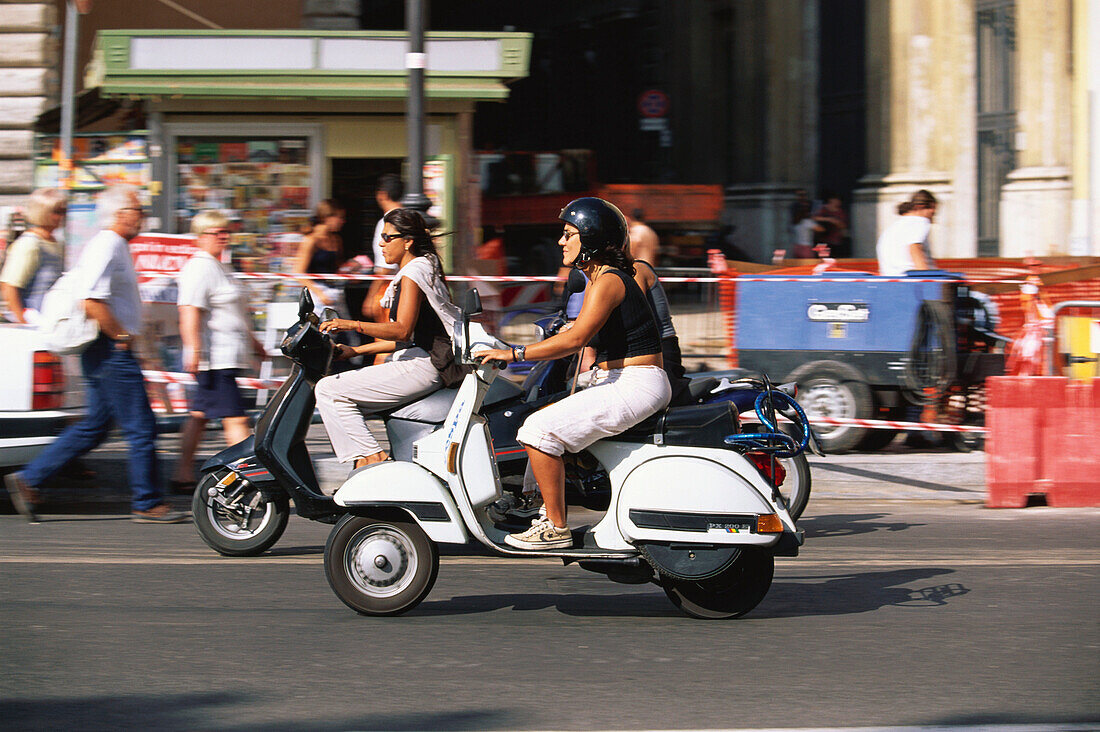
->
[588,268,662,363]
[390,277,446,353]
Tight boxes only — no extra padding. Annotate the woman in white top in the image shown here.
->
[314,208,462,470]
[171,211,266,493]
[0,188,67,323]
[876,189,938,276]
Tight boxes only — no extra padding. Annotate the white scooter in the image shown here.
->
[322,290,806,619]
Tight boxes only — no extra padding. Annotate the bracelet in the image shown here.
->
[355,321,363,334]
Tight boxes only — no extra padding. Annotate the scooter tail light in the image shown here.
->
[32,351,64,410]
[756,514,784,533]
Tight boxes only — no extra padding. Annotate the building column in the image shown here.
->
[0,2,57,213]
[723,0,818,262]
[1069,0,1099,255]
[853,0,976,260]
[999,0,1073,257]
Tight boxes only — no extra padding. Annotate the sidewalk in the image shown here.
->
[4,422,988,515]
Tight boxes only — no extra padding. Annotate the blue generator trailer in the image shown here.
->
[734,272,1006,452]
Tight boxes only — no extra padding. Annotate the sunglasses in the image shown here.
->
[379,232,406,243]
[202,228,230,236]
[561,230,578,240]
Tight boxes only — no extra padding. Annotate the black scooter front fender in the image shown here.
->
[200,435,257,474]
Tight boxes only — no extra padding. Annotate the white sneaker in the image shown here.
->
[504,516,572,550]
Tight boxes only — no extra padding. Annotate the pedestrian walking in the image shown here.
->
[5,185,188,523]
[876,189,937,276]
[169,211,266,494]
[1,188,67,324]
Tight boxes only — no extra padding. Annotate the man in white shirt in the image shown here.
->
[876,190,938,276]
[5,185,188,523]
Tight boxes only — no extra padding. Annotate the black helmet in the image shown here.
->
[559,197,628,265]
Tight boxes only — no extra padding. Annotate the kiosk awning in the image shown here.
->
[88,30,532,101]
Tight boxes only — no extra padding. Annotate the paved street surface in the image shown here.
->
[2,491,1097,730]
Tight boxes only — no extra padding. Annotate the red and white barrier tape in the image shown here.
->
[144,366,986,434]
[741,412,986,434]
[142,370,286,391]
[135,270,1029,286]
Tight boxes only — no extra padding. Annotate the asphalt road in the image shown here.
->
[2,499,1097,731]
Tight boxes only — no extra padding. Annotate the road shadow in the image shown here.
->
[410,567,967,619]
[761,566,968,618]
[798,512,925,538]
[0,693,513,731]
[413,589,679,618]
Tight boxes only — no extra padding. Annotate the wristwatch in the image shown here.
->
[514,345,526,362]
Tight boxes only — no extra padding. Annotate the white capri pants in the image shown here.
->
[517,365,671,457]
[315,348,443,462]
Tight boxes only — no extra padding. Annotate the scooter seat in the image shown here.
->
[386,388,459,424]
[686,376,720,403]
[613,401,740,448]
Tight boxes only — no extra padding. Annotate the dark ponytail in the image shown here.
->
[898,189,937,215]
[383,208,447,283]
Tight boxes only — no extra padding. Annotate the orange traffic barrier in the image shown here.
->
[986,376,1100,507]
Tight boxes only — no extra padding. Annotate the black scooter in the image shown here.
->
[191,289,528,556]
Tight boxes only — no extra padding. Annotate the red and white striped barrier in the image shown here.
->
[741,412,986,434]
[143,365,986,434]
[135,270,1029,287]
[142,369,286,391]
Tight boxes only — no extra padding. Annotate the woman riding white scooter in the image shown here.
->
[476,197,672,550]
[315,208,463,470]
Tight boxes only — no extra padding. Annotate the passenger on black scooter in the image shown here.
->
[315,209,462,469]
[476,198,671,550]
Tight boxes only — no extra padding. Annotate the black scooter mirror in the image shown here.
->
[320,307,338,323]
[561,268,587,310]
[463,288,483,317]
[298,288,314,321]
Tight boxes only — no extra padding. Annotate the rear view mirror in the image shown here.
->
[298,288,314,321]
[565,268,588,297]
[561,268,588,310]
[463,288,483,317]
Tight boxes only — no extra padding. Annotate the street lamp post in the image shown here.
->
[401,0,431,214]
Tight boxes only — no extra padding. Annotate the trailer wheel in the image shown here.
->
[796,365,873,453]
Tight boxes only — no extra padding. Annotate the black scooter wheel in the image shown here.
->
[192,473,290,557]
[325,513,439,616]
[661,547,774,619]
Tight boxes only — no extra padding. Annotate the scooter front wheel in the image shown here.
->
[660,547,774,619]
[324,514,439,616]
[192,473,290,557]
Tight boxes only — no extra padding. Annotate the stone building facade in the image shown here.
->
[0,1,56,210]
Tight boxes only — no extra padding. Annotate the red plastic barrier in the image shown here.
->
[986,376,1100,507]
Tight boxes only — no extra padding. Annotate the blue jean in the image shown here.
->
[22,335,162,511]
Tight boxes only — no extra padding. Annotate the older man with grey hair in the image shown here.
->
[5,185,188,523]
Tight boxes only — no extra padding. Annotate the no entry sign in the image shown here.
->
[638,89,670,118]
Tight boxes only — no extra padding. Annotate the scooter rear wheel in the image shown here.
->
[192,473,290,557]
[325,513,439,616]
[660,547,774,619]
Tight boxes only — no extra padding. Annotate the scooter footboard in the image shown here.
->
[615,455,787,547]
[333,461,468,544]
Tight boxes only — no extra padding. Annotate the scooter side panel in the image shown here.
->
[333,461,468,544]
[616,456,778,546]
[587,442,793,549]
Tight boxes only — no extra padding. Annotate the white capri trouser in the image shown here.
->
[315,348,443,462]
[517,365,671,457]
